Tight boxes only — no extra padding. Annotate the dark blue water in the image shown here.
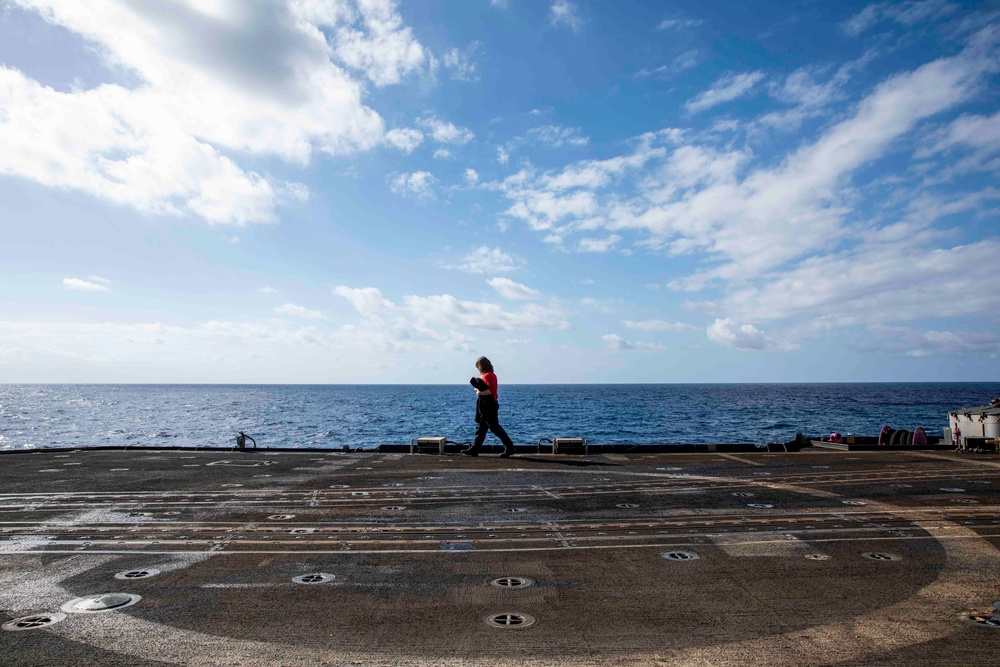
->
[1,384,997,451]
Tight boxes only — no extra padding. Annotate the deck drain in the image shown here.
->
[747,503,774,509]
[661,550,700,561]
[862,552,902,561]
[115,569,160,580]
[841,500,868,506]
[616,503,639,508]
[3,613,67,631]
[485,612,535,629]
[292,573,335,585]
[268,514,295,520]
[503,508,527,513]
[128,512,151,517]
[490,576,535,589]
[382,506,405,511]
[940,488,966,493]
[805,554,831,561]
[952,499,980,504]
[62,593,141,614]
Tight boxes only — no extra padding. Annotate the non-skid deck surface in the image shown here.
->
[2,448,1000,665]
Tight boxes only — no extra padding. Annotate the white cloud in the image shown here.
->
[0,318,371,382]
[706,319,798,352]
[332,0,429,86]
[866,324,1000,358]
[433,149,452,159]
[275,303,327,320]
[527,125,590,147]
[549,0,582,31]
[550,0,582,31]
[497,146,511,164]
[842,4,882,36]
[258,287,279,295]
[403,294,568,331]
[657,17,703,31]
[451,246,525,274]
[602,333,665,351]
[506,189,599,231]
[332,285,395,316]
[464,168,480,184]
[623,319,698,332]
[843,0,958,36]
[716,238,1000,330]
[577,235,620,253]
[0,1,425,225]
[62,277,109,292]
[442,43,481,82]
[685,71,765,113]
[581,298,615,314]
[487,277,541,300]
[390,171,436,198]
[623,43,996,288]
[636,50,701,79]
[418,117,475,144]
[384,128,424,153]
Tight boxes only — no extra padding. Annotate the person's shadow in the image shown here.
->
[508,456,620,468]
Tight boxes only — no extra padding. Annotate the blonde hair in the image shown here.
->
[475,356,494,373]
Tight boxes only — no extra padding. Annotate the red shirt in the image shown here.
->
[482,371,499,402]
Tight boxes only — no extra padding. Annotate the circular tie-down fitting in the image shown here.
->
[115,568,160,580]
[862,551,903,561]
[292,573,336,585]
[268,514,295,520]
[490,576,536,590]
[502,507,527,513]
[805,553,831,561]
[382,506,406,511]
[661,550,700,561]
[841,500,868,506]
[952,498,980,504]
[746,503,774,509]
[3,612,67,632]
[731,492,754,497]
[485,612,536,629]
[940,487,966,493]
[61,593,141,614]
[290,528,316,535]
[616,503,640,509]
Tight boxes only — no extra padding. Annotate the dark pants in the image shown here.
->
[472,403,514,452]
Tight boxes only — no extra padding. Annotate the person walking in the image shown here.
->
[463,356,516,458]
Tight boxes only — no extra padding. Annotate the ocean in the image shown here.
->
[2,383,998,451]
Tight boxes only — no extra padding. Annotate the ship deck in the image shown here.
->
[3,447,1000,666]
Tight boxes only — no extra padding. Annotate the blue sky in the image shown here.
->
[0,0,998,383]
